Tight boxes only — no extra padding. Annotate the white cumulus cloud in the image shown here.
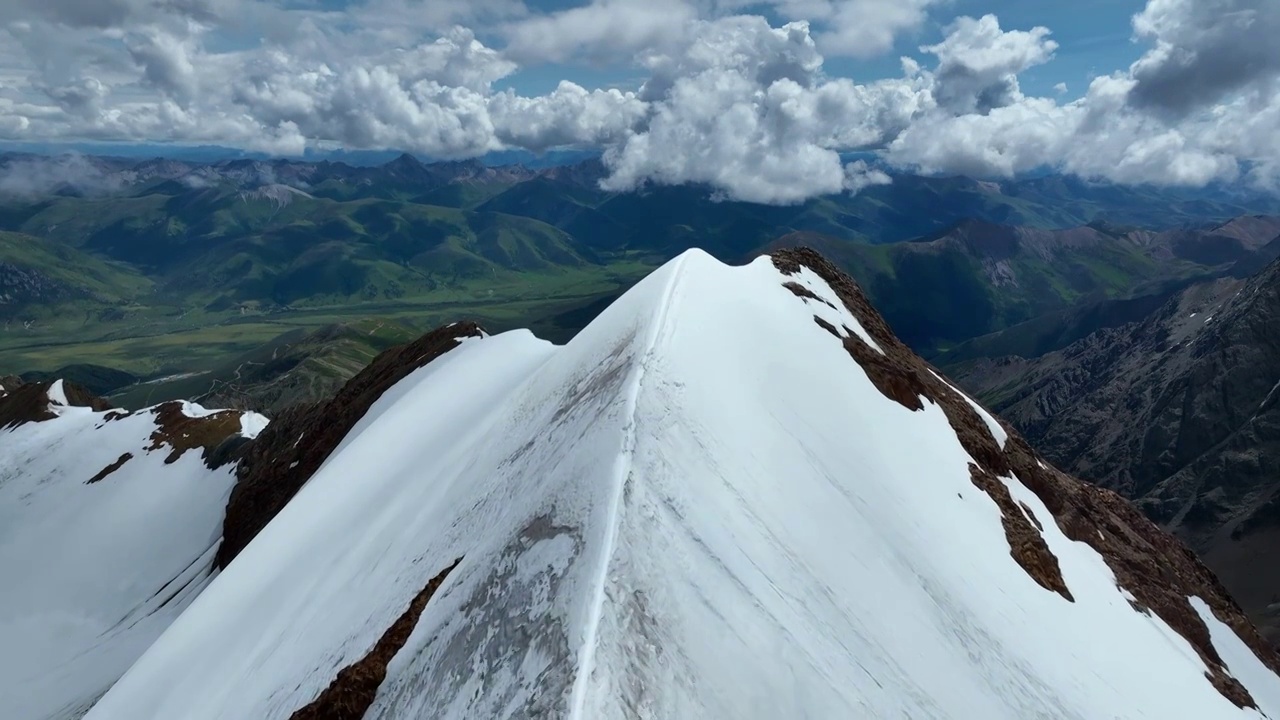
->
[0,0,1277,203]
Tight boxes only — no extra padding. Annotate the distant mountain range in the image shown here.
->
[5,151,1279,240]
[3,150,1280,401]
[0,144,603,166]
[773,215,1280,352]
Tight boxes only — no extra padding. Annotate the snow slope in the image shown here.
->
[86,249,1280,719]
[0,390,265,720]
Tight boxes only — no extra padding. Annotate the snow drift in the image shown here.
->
[9,248,1280,719]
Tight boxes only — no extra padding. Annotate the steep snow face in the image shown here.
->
[88,250,1280,719]
[0,394,264,720]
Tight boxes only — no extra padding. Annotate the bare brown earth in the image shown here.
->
[289,558,461,720]
[771,246,1279,709]
[146,402,247,465]
[215,322,485,569]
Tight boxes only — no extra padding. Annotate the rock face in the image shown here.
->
[0,262,75,310]
[0,378,114,427]
[951,255,1280,642]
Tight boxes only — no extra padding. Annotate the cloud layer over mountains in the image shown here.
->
[1,0,1277,203]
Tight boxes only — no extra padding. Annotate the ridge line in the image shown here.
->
[566,253,689,719]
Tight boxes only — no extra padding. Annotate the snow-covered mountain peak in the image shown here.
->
[9,248,1280,719]
[71,247,1280,719]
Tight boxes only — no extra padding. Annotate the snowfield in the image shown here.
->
[11,249,1280,719]
[0,393,265,720]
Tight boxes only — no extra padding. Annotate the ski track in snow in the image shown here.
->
[568,252,687,719]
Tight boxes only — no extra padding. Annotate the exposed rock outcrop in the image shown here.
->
[0,262,76,311]
[288,559,461,720]
[0,379,113,428]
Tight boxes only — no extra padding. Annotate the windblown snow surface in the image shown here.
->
[0,392,265,720]
[84,250,1280,719]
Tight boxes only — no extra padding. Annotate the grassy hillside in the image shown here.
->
[0,231,152,319]
[0,257,649,379]
[107,319,420,412]
[3,156,1278,388]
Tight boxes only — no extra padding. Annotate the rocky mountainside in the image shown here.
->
[951,255,1280,642]
[0,262,74,307]
[0,378,265,720]
[6,249,1280,719]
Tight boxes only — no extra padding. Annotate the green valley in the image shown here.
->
[3,152,1279,411]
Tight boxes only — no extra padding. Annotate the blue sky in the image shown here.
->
[491,0,1150,99]
[215,0,1150,100]
[948,0,1148,96]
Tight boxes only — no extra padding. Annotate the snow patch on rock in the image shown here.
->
[239,412,269,439]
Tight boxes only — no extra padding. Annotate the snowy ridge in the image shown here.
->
[0,386,265,720]
[569,252,687,719]
[786,264,885,354]
[25,250,1280,719]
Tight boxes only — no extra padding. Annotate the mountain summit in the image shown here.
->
[7,249,1280,719]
